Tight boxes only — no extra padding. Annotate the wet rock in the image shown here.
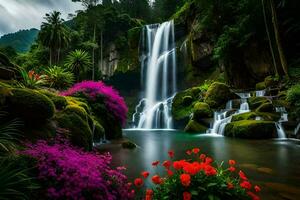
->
[256,102,275,113]
[184,120,208,133]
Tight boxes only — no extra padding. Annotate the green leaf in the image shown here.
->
[191,190,198,195]
[207,183,218,187]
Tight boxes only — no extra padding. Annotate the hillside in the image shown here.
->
[0,28,39,52]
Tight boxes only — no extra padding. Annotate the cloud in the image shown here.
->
[0,0,83,35]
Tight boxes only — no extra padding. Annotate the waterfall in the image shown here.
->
[275,107,288,139]
[132,21,177,129]
[256,90,266,97]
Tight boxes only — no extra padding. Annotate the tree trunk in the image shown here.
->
[100,30,103,77]
[49,48,52,66]
[92,25,96,80]
[262,0,279,77]
[57,48,61,64]
[269,0,289,78]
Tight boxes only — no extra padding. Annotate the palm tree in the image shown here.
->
[38,11,70,66]
[65,50,92,81]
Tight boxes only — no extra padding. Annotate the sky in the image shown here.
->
[0,0,83,36]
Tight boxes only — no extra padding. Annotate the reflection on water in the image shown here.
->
[98,130,300,200]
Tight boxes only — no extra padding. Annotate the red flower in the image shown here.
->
[180,174,191,187]
[173,160,186,170]
[186,150,192,155]
[228,166,235,172]
[183,162,201,175]
[229,159,236,165]
[146,189,153,196]
[151,175,162,185]
[240,181,252,190]
[168,150,174,158]
[183,191,192,200]
[152,160,160,167]
[205,157,213,164]
[141,171,150,178]
[247,191,260,200]
[204,165,217,176]
[254,185,261,192]
[162,160,171,169]
[239,170,248,180]
[199,154,206,160]
[167,169,173,176]
[134,178,144,187]
[192,148,200,154]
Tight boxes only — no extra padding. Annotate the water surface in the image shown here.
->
[98,130,300,200]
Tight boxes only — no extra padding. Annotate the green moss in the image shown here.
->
[172,87,202,121]
[248,96,270,109]
[256,102,275,112]
[65,96,91,114]
[193,102,212,121]
[38,90,68,110]
[256,82,266,90]
[64,105,88,120]
[122,141,137,149]
[127,27,141,49]
[231,112,280,122]
[55,111,93,151]
[93,120,105,141]
[204,82,237,108]
[224,120,276,139]
[7,88,55,122]
[264,76,278,88]
[184,120,208,133]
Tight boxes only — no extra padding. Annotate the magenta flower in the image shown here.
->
[21,137,134,200]
[60,81,128,126]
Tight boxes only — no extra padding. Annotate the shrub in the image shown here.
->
[21,137,135,200]
[0,157,37,200]
[7,89,55,122]
[287,84,300,118]
[61,81,128,126]
[18,69,47,89]
[134,148,261,200]
[44,66,74,89]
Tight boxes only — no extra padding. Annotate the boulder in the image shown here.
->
[184,120,208,133]
[256,102,275,112]
[204,82,238,108]
[224,120,277,139]
[6,89,55,122]
[256,81,266,90]
[248,96,270,110]
[231,112,281,122]
[192,102,213,121]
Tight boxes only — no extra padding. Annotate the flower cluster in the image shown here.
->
[21,137,134,200]
[134,148,261,200]
[60,81,128,126]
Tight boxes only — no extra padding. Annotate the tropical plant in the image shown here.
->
[0,112,22,155]
[60,81,128,126]
[22,137,135,200]
[18,68,47,89]
[134,148,261,200]
[38,11,70,65]
[44,66,74,89]
[0,157,37,200]
[64,50,92,81]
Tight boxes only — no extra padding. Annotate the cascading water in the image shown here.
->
[132,21,177,129]
[275,107,288,139]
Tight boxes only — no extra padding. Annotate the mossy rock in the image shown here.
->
[172,87,201,121]
[64,105,88,120]
[193,102,212,121]
[184,120,208,133]
[182,96,193,106]
[224,120,277,139]
[248,96,270,109]
[256,102,275,112]
[122,141,137,149]
[272,100,290,108]
[39,90,68,110]
[277,91,287,100]
[264,76,278,88]
[55,111,93,150]
[6,89,55,122]
[256,82,266,90]
[65,96,91,114]
[204,82,238,108]
[232,112,281,122]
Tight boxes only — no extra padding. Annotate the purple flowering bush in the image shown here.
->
[60,81,128,126]
[21,137,134,200]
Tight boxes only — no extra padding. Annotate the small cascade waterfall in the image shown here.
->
[256,90,266,97]
[275,107,288,139]
[207,92,251,135]
[132,21,177,129]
